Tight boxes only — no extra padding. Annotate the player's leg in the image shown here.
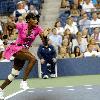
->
[0,58,25,99]
[14,49,36,89]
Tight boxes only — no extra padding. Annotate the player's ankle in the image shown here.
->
[0,88,3,91]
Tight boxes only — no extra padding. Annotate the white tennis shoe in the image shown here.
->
[20,81,29,90]
[0,88,4,100]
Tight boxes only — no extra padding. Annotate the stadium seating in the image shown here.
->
[0,1,16,15]
[0,0,43,15]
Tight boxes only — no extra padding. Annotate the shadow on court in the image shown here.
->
[5,85,100,100]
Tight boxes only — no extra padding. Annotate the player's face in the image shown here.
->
[29,18,38,26]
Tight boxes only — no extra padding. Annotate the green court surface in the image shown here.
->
[1,75,100,97]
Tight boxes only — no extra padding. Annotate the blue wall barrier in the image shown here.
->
[0,61,38,80]
[0,57,100,80]
[57,57,100,76]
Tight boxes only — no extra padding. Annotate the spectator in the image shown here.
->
[0,39,5,53]
[88,37,100,52]
[58,46,70,58]
[23,0,29,12]
[90,12,100,28]
[0,16,5,39]
[49,28,62,53]
[27,5,39,15]
[70,0,82,12]
[80,28,89,52]
[79,13,90,32]
[54,20,64,36]
[59,7,71,27]
[91,27,100,43]
[3,17,16,38]
[71,31,88,52]
[0,16,3,33]
[74,0,83,7]
[84,44,99,57]
[70,4,80,22]
[64,16,78,35]
[0,36,5,51]
[0,39,11,62]
[81,28,89,41]
[13,1,27,22]
[37,37,57,79]
[97,12,100,19]
[27,5,40,21]
[82,0,95,13]
[61,0,67,8]
[63,29,71,41]
[71,46,83,58]
[58,39,70,58]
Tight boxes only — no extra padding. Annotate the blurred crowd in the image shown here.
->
[47,0,100,59]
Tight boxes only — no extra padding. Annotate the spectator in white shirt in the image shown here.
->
[54,20,64,36]
[49,28,62,53]
[91,27,100,43]
[90,12,100,28]
[13,1,27,22]
[84,44,100,57]
[64,16,78,35]
[27,5,39,15]
[71,31,88,53]
[82,0,95,13]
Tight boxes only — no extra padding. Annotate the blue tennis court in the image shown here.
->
[5,85,100,100]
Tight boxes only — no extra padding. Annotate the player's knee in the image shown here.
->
[8,68,20,81]
[31,56,36,64]
[11,68,20,75]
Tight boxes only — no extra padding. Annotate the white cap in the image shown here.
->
[17,1,23,4]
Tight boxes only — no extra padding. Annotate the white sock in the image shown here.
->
[0,88,3,91]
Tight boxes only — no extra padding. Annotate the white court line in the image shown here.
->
[5,89,26,100]
[47,90,53,92]
[84,85,93,87]
[65,86,74,88]
[86,88,93,90]
[67,89,75,91]
[45,87,54,89]
[28,91,34,93]
[27,88,35,90]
